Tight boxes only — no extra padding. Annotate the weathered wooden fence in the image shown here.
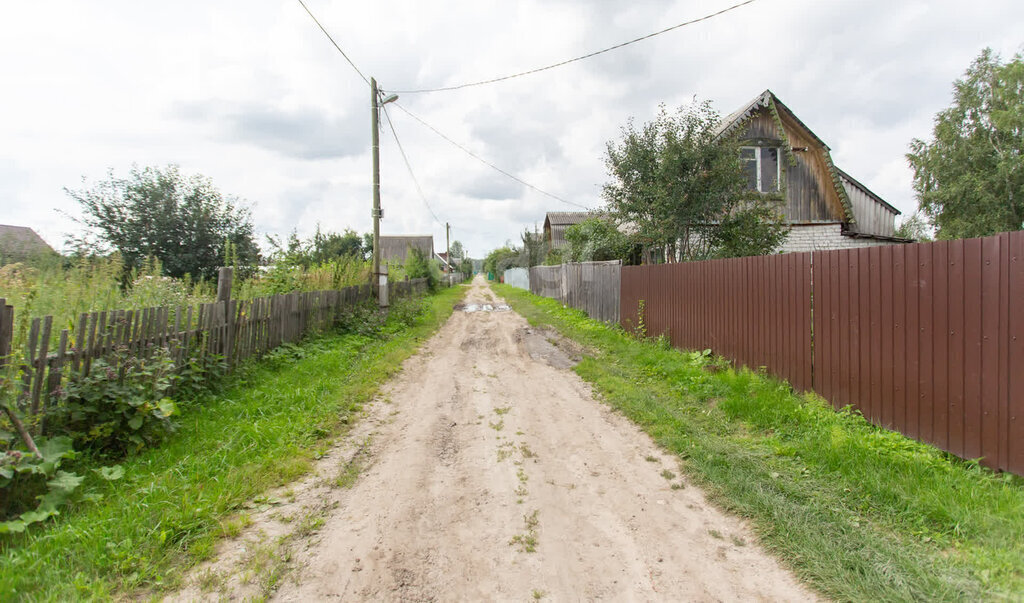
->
[618,231,1024,475]
[529,261,621,323]
[0,273,429,436]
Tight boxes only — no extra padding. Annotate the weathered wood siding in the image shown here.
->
[737,108,845,224]
[842,173,898,237]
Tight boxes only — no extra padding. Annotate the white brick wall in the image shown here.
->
[777,223,894,254]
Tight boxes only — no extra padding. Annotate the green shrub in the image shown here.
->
[0,436,81,531]
[402,248,441,291]
[52,348,178,458]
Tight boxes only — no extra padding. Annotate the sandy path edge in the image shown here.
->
[168,276,818,601]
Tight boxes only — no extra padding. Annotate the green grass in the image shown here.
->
[0,286,464,600]
[494,283,1024,601]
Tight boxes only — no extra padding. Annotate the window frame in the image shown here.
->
[739,145,781,193]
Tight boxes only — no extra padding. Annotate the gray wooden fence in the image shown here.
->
[0,271,428,437]
[529,261,621,322]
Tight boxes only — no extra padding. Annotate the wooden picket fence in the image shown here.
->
[0,272,429,436]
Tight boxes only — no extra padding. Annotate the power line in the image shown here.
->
[391,0,758,94]
[380,104,445,227]
[390,103,590,210]
[295,0,370,85]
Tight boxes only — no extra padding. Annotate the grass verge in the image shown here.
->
[494,283,1024,601]
[0,286,465,600]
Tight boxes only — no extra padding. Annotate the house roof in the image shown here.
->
[715,89,857,223]
[714,90,828,150]
[543,212,598,227]
[0,225,56,262]
[378,235,434,264]
[836,168,901,215]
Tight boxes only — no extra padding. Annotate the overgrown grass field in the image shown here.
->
[0,285,465,600]
[0,254,377,352]
[495,284,1024,601]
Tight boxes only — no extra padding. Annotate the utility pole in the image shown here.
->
[446,222,451,275]
[371,77,382,284]
[370,77,398,297]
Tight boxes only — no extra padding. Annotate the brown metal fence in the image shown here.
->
[620,253,812,392]
[619,231,1024,475]
[813,233,1024,474]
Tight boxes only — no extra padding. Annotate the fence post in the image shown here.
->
[0,299,11,368]
[217,267,234,366]
[378,265,389,308]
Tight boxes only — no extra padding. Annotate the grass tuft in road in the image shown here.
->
[0,286,465,600]
[495,283,1024,601]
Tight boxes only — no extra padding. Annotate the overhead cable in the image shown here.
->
[295,0,370,85]
[391,0,758,94]
[380,104,446,227]
[391,103,590,210]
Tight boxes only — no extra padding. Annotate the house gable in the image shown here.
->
[543,211,600,250]
[718,91,854,226]
[0,225,57,264]
[379,235,434,264]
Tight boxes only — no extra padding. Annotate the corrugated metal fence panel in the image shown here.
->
[503,268,530,290]
[618,232,1024,473]
[1009,231,1024,475]
[619,253,812,391]
[813,231,1024,474]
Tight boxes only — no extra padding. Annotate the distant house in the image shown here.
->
[435,251,453,273]
[542,212,604,250]
[378,235,434,266]
[715,90,908,252]
[0,225,57,264]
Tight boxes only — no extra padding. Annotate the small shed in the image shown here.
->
[543,212,603,250]
[378,235,434,265]
[0,225,57,264]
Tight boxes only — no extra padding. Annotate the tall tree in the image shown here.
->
[564,217,633,262]
[519,228,548,267]
[67,165,259,279]
[907,48,1024,239]
[482,245,519,276]
[448,240,465,261]
[603,101,787,262]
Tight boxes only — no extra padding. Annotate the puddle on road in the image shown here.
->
[454,303,511,313]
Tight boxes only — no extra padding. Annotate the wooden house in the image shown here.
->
[378,235,434,266]
[715,90,908,252]
[0,224,57,264]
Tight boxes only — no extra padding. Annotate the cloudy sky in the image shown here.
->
[1,0,1021,259]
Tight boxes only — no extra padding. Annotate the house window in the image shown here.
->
[740,146,780,193]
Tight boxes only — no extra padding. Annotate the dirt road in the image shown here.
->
[174,276,815,601]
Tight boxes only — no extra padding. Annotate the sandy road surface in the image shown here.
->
[173,276,815,601]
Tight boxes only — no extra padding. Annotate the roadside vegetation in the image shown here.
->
[495,283,1024,601]
[0,285,464,599]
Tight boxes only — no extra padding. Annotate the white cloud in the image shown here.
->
[0,0,1021,256]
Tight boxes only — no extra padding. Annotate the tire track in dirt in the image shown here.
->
[171,276,817,601]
